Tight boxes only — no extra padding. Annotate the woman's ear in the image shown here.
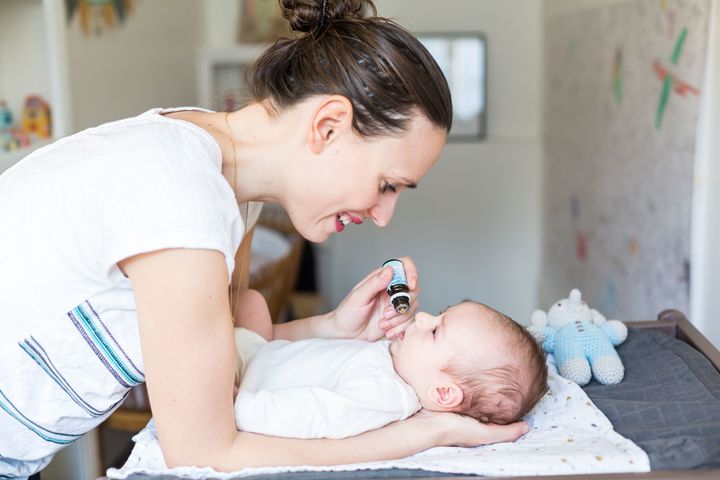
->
[307,95,354,155]
[427,382,464,411]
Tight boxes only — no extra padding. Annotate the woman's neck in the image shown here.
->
[167,104,290,205]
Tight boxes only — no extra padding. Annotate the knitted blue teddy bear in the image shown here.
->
[528,289,628,386]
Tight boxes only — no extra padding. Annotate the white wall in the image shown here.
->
[544,0,720,346]
[66,0,203,132]
[317,0,543,323]
[544,0,633,16]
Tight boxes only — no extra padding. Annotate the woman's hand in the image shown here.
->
[326,256,420,341]
[411,409,529,447]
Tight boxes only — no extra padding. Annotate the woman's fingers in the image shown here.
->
[350,266,384,293]
[447,414,529,446]
[396,255,419,291]
[477,421,529,445]
[411,410,529,447]
[379,283,420,323]
[380,301,418,339]
[385,319,413,339]
[347,266,392,307]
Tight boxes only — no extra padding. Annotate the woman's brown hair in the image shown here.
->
[245,0,452,137]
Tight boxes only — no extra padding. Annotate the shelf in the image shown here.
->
[196,44,270,110]
[0,139,52,174]
[0,0,71,150]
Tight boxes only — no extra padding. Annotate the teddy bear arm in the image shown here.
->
[590,309,607,325]
[542,326,557,352]
[602,320,628,345]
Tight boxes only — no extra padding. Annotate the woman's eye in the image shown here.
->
[381,183,398,194]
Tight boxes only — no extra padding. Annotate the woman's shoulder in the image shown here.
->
[92,107,221,163]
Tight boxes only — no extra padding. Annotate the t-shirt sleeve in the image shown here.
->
[89,137,243,280]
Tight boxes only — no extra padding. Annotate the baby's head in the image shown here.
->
[390,301,548,424]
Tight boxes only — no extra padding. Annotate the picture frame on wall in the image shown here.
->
[237,0,291,43]
[418,33,487,141]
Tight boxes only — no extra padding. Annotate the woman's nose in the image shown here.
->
[369,195,399,227]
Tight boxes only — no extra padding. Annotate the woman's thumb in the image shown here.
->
[352,266,392,303]
[488,421,529,444]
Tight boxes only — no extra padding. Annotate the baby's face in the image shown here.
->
[389,302,508,409]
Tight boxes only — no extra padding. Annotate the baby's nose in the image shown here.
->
[414,312,435,329]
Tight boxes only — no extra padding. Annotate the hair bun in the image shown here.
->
[279,0,376,33]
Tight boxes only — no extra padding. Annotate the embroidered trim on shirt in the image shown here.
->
[0,388,81,445]
[84,301,145,376]
[19,336,124,417]
[68,301,144,388]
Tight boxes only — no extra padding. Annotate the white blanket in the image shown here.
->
[107,358,650,478]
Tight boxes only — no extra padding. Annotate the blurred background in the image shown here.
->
[1,0,719,478]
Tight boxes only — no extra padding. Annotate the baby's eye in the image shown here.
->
[432,327,438,338]
[381,182,398,194]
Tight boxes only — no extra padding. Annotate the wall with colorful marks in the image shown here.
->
[542,0,710,319]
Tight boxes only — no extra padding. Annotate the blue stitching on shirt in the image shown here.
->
[68,309,132,388]
[19,337,123,417]
[0,389,80,445]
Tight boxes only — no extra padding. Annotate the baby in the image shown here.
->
[233,290,548,439]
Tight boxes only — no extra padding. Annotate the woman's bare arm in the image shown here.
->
[121,248,239,467]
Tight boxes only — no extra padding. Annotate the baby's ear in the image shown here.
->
[427,383,464,410]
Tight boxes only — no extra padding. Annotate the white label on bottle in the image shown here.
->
[383,259,407,287]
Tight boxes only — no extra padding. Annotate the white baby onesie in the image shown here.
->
[234,331,420,439]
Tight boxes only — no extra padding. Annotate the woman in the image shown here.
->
[0,0,527,476]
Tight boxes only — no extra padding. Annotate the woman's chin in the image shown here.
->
[300,227,330,244]
[294,218,337,243]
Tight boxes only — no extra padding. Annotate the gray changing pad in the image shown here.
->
[584,327,720,470]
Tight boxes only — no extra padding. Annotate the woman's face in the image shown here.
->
[285,113,447,243]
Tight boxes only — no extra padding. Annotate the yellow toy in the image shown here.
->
[21,95,52,139]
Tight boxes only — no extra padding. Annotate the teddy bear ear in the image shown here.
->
[569,289,582,303]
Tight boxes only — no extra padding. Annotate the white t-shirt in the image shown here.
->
[0,108,254,477]
[234,330,421,439]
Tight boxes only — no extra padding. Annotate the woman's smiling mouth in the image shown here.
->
[335,213,363,232]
